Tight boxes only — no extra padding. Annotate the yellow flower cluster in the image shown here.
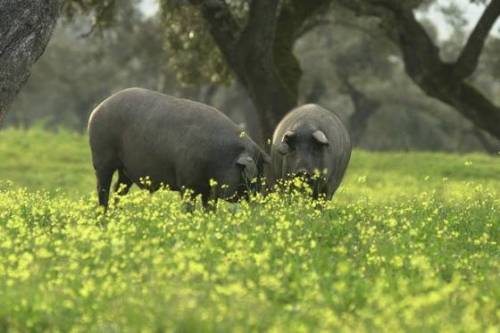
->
[1,129,499,331]
[0,179,498,332]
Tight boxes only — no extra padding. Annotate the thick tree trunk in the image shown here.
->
[0,0,60,124]
[192,0,329,144]
[236,59,297,141]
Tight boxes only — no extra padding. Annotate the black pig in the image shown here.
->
[270,104,352,200]
[88,88,269,209]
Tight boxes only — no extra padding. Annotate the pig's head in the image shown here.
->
[275,125,331,192]
[218,145,271,201]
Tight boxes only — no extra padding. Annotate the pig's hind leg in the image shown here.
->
[95,166,114,209]
[93,154,120,209]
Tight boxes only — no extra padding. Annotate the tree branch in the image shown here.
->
[337,0,500,140]
[238,0,280,59]
[273,0,331,98]
[188,0,241,67]
[453,0,500,79]
[277,0,332,41]
[391,9,500,139]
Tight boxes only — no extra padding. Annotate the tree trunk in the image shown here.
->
[0,0,60,123]
[236,59,297,142]
[191,0,329,144]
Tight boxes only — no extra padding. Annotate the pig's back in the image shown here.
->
[88,88,244,189]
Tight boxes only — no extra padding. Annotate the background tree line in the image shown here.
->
[1,0,499,152]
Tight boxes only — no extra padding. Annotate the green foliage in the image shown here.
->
[0,129,499,331]
[159,1,232,84]
[63,0,118,30]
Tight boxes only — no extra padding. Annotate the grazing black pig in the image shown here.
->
[88,88,269,209]
[271,104,351,200]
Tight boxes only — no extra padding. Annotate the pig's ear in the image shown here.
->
[278,131,295,155]
[236,154,258,179]
[312,130,329,145]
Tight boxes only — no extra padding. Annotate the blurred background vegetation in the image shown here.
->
[2,0,500,153]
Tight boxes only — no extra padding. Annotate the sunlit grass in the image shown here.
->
[0,128,499,332]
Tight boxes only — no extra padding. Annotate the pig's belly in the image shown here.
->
[119,145,179,191]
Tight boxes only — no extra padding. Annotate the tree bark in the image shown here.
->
[337,0,500,141]
[0,0,61,124]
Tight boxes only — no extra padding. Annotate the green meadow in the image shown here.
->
[0,128,499,332]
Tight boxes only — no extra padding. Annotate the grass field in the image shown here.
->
[0,128,499,332]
